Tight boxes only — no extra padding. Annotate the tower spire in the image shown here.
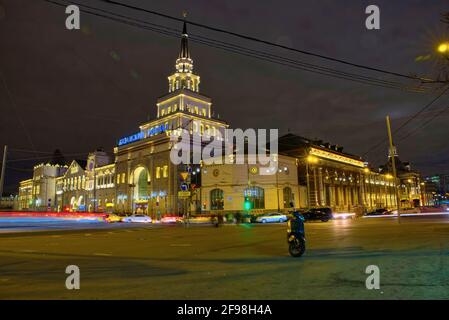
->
[167,14,200,93]
[179,20,190,59]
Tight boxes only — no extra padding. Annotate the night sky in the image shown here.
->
[1,0,448,195]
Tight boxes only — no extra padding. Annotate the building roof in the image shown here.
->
[378,156,418,176]
[278,133,362,161]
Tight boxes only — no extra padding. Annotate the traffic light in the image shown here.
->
[244,197,252,211]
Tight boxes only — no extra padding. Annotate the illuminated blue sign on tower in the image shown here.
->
[117,124,168,146]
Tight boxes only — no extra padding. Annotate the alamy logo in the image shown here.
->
[65,5,80,30]
[365,265,380,290]
[169,125,279,175]
[65,265,80,290]
[365,5,380,30]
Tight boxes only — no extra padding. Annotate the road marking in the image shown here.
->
[169,244,192,247]
[93,253,112,256]
[84,233,92,236]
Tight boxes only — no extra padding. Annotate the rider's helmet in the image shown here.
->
[293,210,303,219]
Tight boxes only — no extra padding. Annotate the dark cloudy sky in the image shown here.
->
[1,0,449,194]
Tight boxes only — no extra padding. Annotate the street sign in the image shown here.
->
[178,191,191,198]
[180,183,188,191]
[180,172,189,181]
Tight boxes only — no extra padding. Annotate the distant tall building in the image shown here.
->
[428,174,449,194]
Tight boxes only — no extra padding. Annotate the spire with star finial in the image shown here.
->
[168,12,200,93]
[179,12,190,60]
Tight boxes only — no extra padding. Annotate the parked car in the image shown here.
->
[365,208,390,216]
[255,213,288,223]
[301,207,333,222]
[122,214,152,223]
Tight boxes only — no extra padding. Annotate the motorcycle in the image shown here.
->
[287,212,306,257]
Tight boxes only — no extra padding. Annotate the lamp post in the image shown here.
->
[306,154,319,209]
[275,167,280,212]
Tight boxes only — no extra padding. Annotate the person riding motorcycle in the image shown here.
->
[289,211,305,234]
[287,210,306,257]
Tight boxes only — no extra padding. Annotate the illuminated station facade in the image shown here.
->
[17,23,434,216]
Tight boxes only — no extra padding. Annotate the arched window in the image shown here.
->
[210,188,224,210]
[244,186,265,209]
[136,169,149,201]
[283,187,294,208]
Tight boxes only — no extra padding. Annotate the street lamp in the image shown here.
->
[437,42,449,60]
[437,42,449,54]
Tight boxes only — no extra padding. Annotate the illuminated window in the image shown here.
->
[210,188,224,210]
[121,173,126,184]
[202,109,206,117]
[283,187,294,208]
[194,106,199,114]
[156,167,161,179]
[200,123,204,135]
[117,175,120,184]
[163,165,168,178]
[173,104,178,111]
[244,186,265,209]
[168,106,171,114]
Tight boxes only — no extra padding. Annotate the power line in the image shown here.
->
[45,0,430,93]
[100,0,433,84]
[397,102,449,141]
[362,84,449,157]
[8,148,56,154]
[394,84,449,134]
[42,0,447,164]
[7,152,89,163]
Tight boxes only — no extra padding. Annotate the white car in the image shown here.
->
[122,214,152,223]
[256,213,288,223]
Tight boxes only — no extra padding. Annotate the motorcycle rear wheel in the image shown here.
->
[288,239,305,257]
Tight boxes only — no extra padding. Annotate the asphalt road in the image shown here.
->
[1,215,449,300]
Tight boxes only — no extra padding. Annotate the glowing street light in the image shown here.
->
[437,42,449,54]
